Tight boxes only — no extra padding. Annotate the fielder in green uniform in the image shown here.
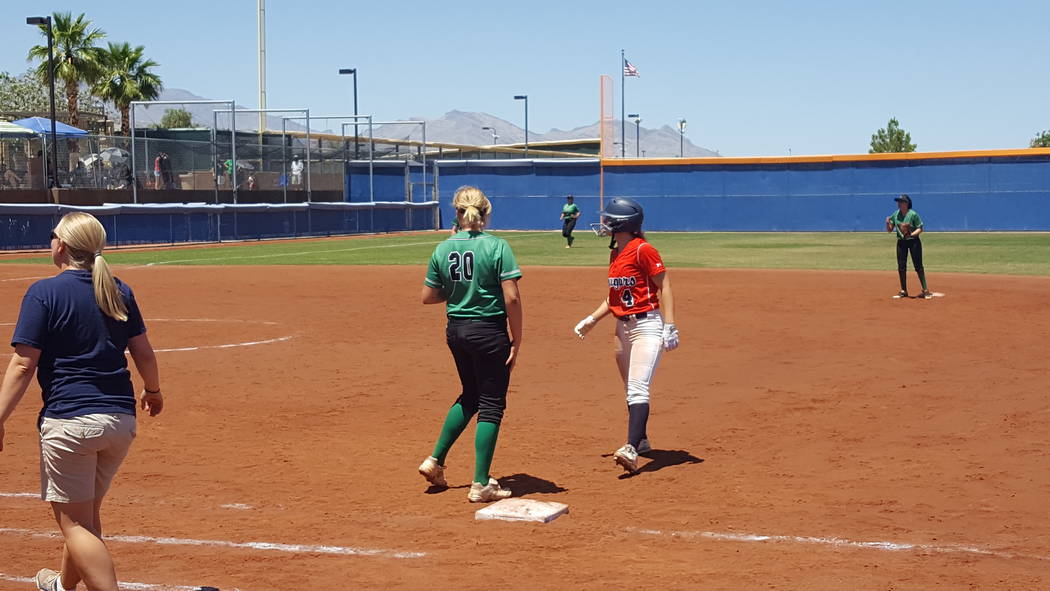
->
[885,194,931,298]
[560,194,581,248]
[418,186,524,503]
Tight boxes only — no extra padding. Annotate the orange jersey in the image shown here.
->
[607,237,666,317]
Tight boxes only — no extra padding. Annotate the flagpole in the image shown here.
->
[620,49,625,158]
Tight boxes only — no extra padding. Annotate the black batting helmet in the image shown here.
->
[597,197,644,235]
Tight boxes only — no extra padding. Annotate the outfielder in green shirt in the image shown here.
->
[560,194,581,248]
[418,186,523,503]
[885,193,931,298]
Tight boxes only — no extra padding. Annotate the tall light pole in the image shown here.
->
[481,126,498,143]
[513,95,528,157]
[677,118,687,158]
[257,0,266,135]
[628,113,640,158]
[338,68,358,158]
[27,15,58,188]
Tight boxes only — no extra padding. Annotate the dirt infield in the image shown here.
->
[2,264,1049,590]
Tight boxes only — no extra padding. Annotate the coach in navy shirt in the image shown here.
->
[0,212,163,591]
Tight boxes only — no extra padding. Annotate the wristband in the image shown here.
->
[144,387,161,394]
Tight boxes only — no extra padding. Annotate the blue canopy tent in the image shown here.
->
[10,118,89,188]
[12,117,88,137]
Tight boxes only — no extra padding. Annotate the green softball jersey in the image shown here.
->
[889,209,923,240]
[561,203,580,219]
[425,231,522,318]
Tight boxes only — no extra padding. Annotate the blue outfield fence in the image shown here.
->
[6,152,1048,248]
[0,202,439,250]
[428,155,1050,231]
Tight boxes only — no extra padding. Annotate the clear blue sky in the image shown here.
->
[3,0,1047,156]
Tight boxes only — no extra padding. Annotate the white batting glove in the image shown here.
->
[574,315,596,339]
[662,323,679,351]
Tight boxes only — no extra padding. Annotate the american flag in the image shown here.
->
[623,59,639,77]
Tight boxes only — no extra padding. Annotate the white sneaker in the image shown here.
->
[467,477,512,503]
[614,444,639,473]
[418,456,447,487]
[35,569,59,591]
[636,438,651,455]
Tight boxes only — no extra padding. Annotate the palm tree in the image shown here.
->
[27,12,106,130]
[93,42,162,136]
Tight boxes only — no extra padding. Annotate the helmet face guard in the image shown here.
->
[590,220,613,236]
[592,198,644,236]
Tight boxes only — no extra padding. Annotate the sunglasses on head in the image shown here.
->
[49,231,57,241]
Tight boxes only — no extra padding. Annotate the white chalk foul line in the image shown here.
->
[0,492,37,498]
[0,573,200,590]
[0,274,51,283]
[0,527,426,559]
[627,527,1050,562]
[153,335,295,353]
[148,318,279,325]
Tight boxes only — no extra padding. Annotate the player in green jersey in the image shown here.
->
[885,194,931,299]
[560,194,581,248]
[418,186,524,502]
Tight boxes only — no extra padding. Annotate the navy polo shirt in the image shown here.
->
[11,269,146,420]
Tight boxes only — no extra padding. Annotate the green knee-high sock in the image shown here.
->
[473,420,501,485]
[431,403,471,464]
[917,270,928,291]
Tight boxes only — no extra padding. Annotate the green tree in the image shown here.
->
[869,117,917,153]
[27,12,106,130]
[0,70,52,112]
[0,68,102,114]
[1029,130,1050,148]
[159,108,193,129]
[93,42,162,136]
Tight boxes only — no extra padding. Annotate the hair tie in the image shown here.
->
[94,251,103,258]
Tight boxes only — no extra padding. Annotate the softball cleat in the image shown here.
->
[614,444,639,473]
[35,569,60,591]
[418,456,447,487]
[467,477,512,503]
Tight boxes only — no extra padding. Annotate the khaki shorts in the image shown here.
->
[39,413,136,503]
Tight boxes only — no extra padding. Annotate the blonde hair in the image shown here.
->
[452,186,492,231]
[53,212,129,322]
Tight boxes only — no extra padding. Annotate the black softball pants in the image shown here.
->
[446,316,511,425]
[562,218,577,240]
[896,238,925,291]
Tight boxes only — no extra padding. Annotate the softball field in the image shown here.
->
[2,241,1049,589]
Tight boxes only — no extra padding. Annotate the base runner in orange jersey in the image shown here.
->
[573,198,679,474]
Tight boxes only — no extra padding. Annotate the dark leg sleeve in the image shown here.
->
[627,403,650,449]
[896,240,908,291]
[911,239,928,290]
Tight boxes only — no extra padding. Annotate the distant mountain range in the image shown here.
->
[146,89,719,157]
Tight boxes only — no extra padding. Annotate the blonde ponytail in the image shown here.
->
[91,254,128,322]
[452,186,492,232]
[53,212,129,321]
[460,205,482,229]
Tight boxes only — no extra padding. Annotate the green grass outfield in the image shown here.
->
[4,232,1049,276]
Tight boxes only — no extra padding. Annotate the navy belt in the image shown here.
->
[619,311,648,321]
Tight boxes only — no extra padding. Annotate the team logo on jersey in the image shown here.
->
[608,276,637,290]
